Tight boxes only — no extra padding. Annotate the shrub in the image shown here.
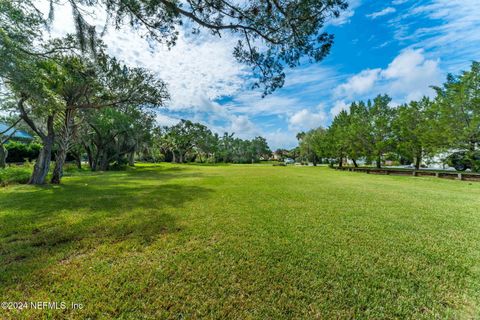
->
[0,163,32,186]
[5,141,41,163]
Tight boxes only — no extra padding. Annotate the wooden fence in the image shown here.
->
[334,166,480,182]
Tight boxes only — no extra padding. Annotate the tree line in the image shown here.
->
[297,62,480,171]
[153,120,271,164]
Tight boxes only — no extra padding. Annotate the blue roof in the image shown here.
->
[0,122,33,140]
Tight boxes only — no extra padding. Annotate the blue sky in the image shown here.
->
[44,0,480,149]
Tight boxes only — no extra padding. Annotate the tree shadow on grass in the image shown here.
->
[0,166,213,288]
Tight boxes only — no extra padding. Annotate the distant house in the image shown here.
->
[0,122,33,142]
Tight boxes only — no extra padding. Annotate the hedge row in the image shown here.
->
[4,141,42,162]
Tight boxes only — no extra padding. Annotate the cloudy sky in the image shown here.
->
[43,0,480,149]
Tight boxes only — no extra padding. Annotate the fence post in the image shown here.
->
[457,173,463,180]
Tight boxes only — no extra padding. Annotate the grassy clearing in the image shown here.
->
[1,163,479,319]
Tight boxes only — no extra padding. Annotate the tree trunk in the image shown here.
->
[29,115,55,185]
[376,155,382,168]
[172,152,176,163]
[128,150,135,166]
[75,153,82,169]
[98,151,109,171]
[51,146,67,184]
[179,153,184,163]
[352,159,358,167]
[85,145,93,170]
[0,145,7,169]
[29,135,54,185]
[51,108,75,184]
[338,157,343,168]
[414,150,422,170]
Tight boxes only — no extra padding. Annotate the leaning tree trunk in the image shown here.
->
[0,145,7,169]
[51,108,75,184]
[352,159,358,168]
[29,114,55,185]
[29,135,54,185]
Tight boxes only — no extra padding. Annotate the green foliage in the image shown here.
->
[4,141,41,162]
[0,163,32,186]
[159,121,271,164]
[80,106,157,171]
[298,127,327,164]
[431,61,480,151]
[392,98,434,168]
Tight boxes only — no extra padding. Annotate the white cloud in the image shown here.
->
[330,100,350,116]
[288,107,327,131]
[367,7,396,19]
[264,130,299,150]
[335,69,381,98]
[380,49,441,101]
[156,114,181,127]
[392,0,409,5]
[230,115,258,137]
[334,49,441,103]
[389,0,480,72]
[328,0,363,26]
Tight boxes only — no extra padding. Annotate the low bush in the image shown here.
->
[0,163,32,186]
[5,141,41,163]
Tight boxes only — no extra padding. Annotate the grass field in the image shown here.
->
[1,164,480,319]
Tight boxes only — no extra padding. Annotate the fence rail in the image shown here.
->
[334,166,480,182]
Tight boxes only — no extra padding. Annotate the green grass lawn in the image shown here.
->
[1,164,480,319]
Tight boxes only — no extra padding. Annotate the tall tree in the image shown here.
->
[368,94,395,168]
[49,53,168,183]
[347,101,370,167]
[80,106,156,171]
[328,110,350,167]
[431,61,480,152]
[163,120,211,163]
[392,98,433,170]
[307,127,328,164]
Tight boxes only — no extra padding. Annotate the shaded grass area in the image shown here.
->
[1,164,479,319]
